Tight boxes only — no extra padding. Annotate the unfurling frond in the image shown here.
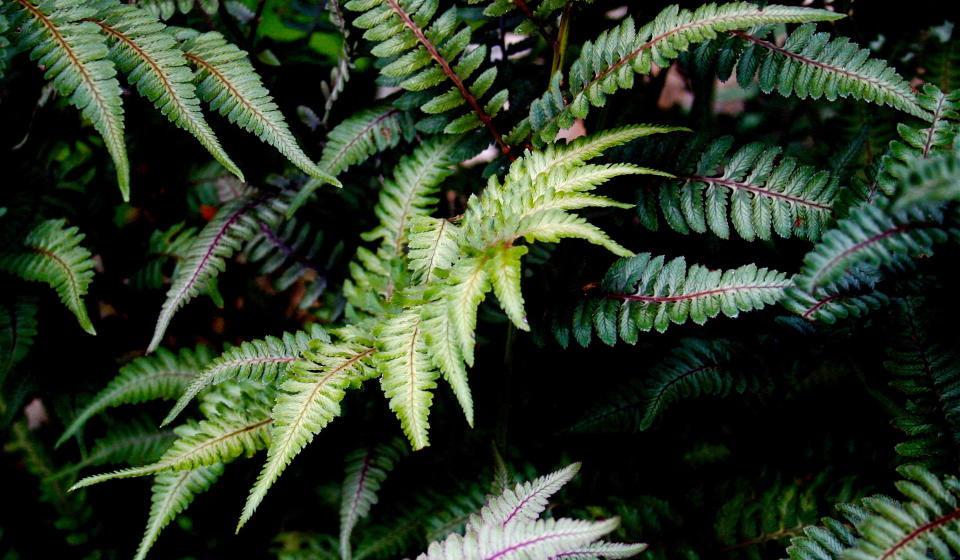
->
[563,253,788,346]
[180,31,340,186]
[0,219,97,334]
[134,464,223,560]
[91,1,243,181]
[288,106,415,217]
[71,386,272,489]
[149,193,288,352]
[240,338,377,530]
[3,0,129,197]
[638,137,839,241]
[163,324,327,426]
[524,3,841,144]
[57,345,212,447]
[339,439,408,560]
[344,0,509,144]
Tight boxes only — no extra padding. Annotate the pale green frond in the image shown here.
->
[91,1,243,180]
[406,216,460,284]
[134,464,223,560]
[136,0,218,20]
[4,0,129,197]
[444,257,490,368]
[162,323,328,427]
[71,386,272,488]
[57,345,212,447]
[375,307,438,450]
[420,296,472,427]
[517,210,634,257]
[181,31,340,186]
[240,340,376,530]
[486,245,528,331]
[467,462,581,531]
[148,193,288,352]
[0,219,96,334]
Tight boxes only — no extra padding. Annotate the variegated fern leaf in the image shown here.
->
[558,253,789,347]
[339,439,409,560]
[58,345,213,447]
[637,137,840,241]
[344,0,510,149]
[55,417,177,479]
[162,323,328,426]
[519,3,842,145]
[0,219,97,334]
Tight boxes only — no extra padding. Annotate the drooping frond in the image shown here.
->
[467,462,581,531]
[71,385,273,489]
[180,31,340,185]
[564,253,789,346]
[240,338,377,530]
[0,299,38,378]
[730,23,928,119]
[134,464,223,560]
[288,106,414,217]
[0,219,96,334]
[57,345,213,447]
[637,137,839,241]
[340,439,408,560]
[791,202,947,294]
[523,3,841,144]
[3,0,129,197]
[148,193,288,352]
[571,339,753,432]
[363,135,462,256]
[375,306,438,450]
[91,1,243,181]
[784,465,960,560]
[163,324,327,426]
[344,0,510,149]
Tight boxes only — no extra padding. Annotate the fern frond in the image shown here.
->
[289,106,414,217]
[134,464,223,560]
[638,137,839,241]
[56,418,176,478]
[148,193,288,352]
[364,135,461,256]
[893,152,960,209]
[792,202,947,294]
[3,0,129,197]
[180,31,339,186]
[407,216,460,285]
[779,282,889,325]
[420,293,472,426]
[136,0,217,21]
[163,323,327,426]
[321,0,352,125]
[240,339,377,530]
[71,386,273,489]
[569,253,788,346]
[90,1,243,181]
[880,86,959,193]
[467,462,581,532]
[244,218,332,308]
[345,0,510,148]
[524,3,841,143]
[340,439,408,560]
[0,219,96,334]
[57,345,212,447]
[731,23,928,119]
[0,299,38,378]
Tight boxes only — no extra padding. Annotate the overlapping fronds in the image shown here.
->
[730,23,928,119]
[240,337,377,530]
[522,3,841,144]
[3,0,129,196]
[344,0,509,146]
[637,137,839,241]
[149,193,289,352]
[288,106,415,217]
[132,222,223,305]
[72,385,273,488]
[561,253,788,347]
[134,464,223,560]
[571,339,754,432]
[163,324,327,426]
[180,31,339,185]
[893,151,960,209]
[416,464,645,560]
[244,218,331,308]
[56,418,176,478]
[91,0,243,180]
[340,439,408,560]
[57,345,212,447]
[0,219,97,334]
[784,465,960,560]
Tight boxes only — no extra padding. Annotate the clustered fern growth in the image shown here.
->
[3,1,960,559]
